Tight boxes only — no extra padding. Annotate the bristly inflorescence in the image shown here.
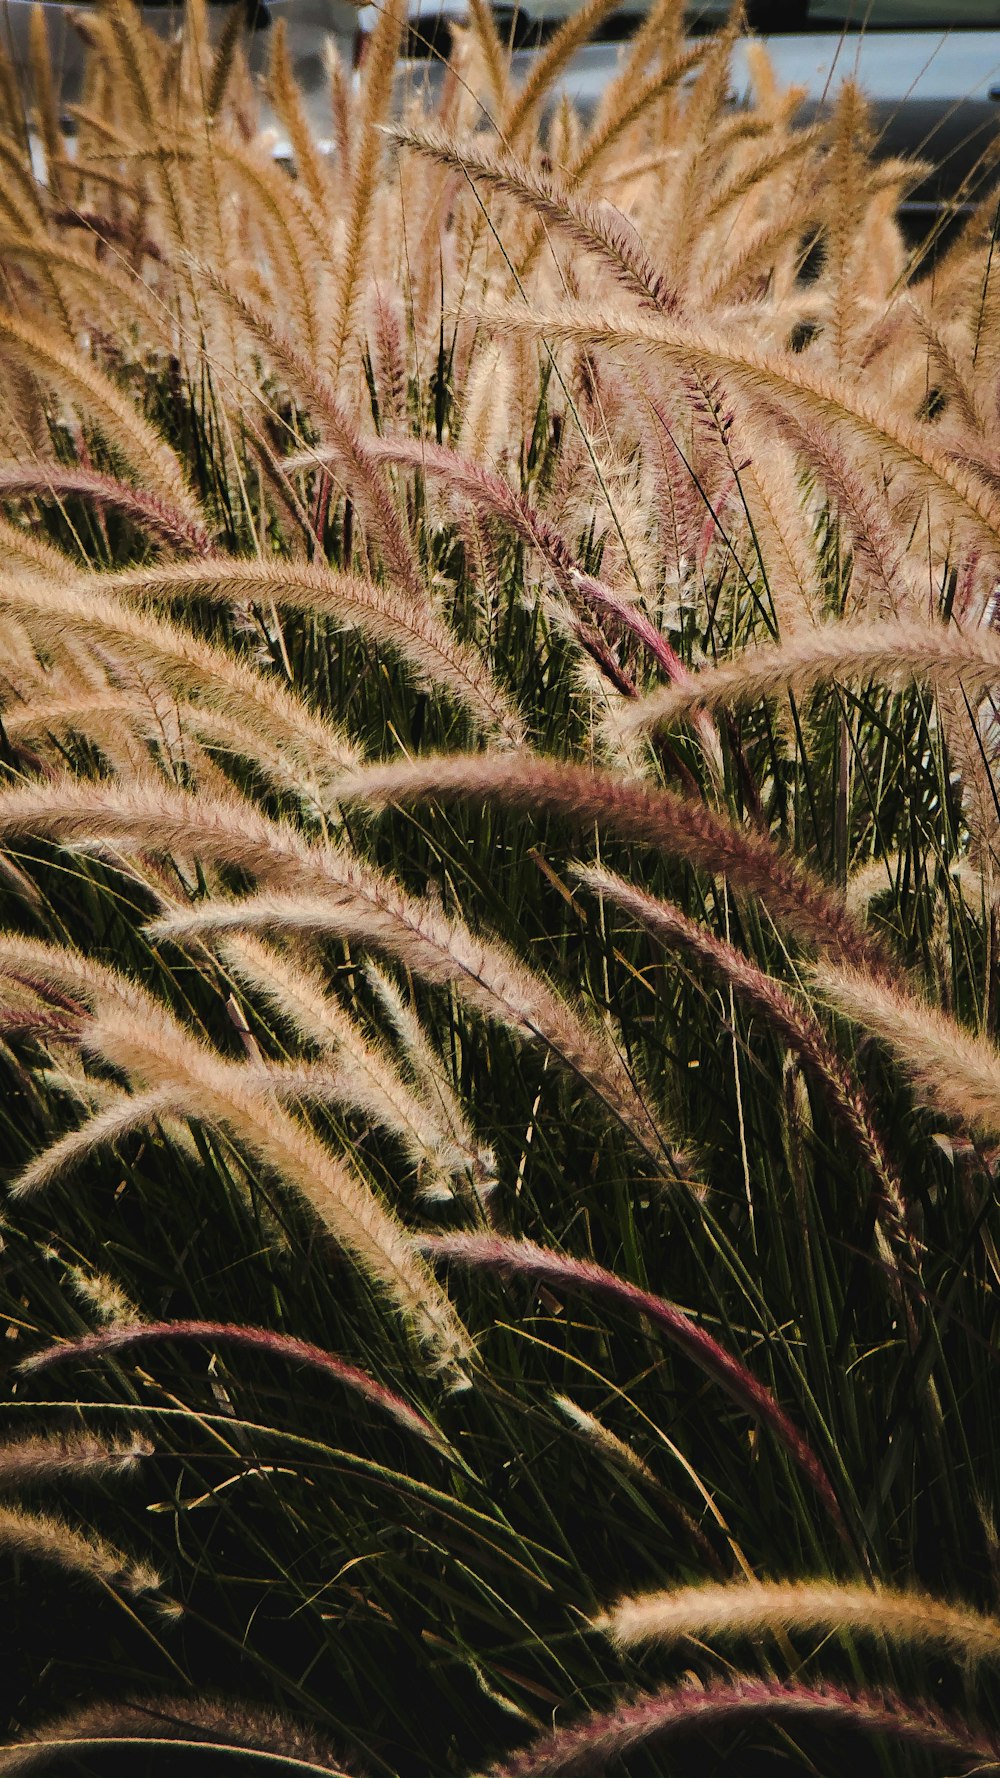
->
[1,0,1000,1770]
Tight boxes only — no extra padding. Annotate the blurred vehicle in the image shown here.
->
[5,0,1000,224]
[0,0,359,120]
[380,0,1000,220]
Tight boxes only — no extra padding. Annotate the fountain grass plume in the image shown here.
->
[421,1233,849,1543]
[620,619,1000,737]
[0,780,671,1172]
[89,556,524,745]
[602,1575,1000,1664]
[470,298,1000,563]
[0,1430,153,1489]
[813,960,1000,1141]
[0,463,211,555]
[487,1674,1000,1776]
[389,125,674,311]
[330,751,885,972]
[0,1502,161,1597]
[19,1321,441,1445]
[77,1000,474,1373]
[0,1696,356,1775]
[0,572,360,783]
[147,888,678,1174]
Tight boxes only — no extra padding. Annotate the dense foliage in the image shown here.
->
[2,1,1000,1771]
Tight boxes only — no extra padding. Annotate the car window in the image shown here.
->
[808,1,999,21]
[684,0,999,25]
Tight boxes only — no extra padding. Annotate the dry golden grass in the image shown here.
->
[1,2,1000,1771]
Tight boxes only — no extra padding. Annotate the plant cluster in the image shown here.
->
[1,0,1000,1770]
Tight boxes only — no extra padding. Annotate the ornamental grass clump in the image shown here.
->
[4,0,1000,1769]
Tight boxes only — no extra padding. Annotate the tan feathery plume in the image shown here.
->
[367,284,408,433]
[267,19,332,221]
[700,204,820,307]
[500,0,630,144]
[364,961,496,1204]
[11,1086,187,1196]
[2,688,190,783]
[89,1001,472,1369]
[0,308,197,521]
[0,42,31,161]
[468,299,1000,556]
[10,694,353,810]
[0,1502,161,1596]
[184,263,427,604]
[2,233,176,352]
[458,340,511,467]
[564,39,706,189]
[466,0,509,114]
[0,1696,353,1775]
[65,1266,138,1327]
[204,0,243,118]
[786,413,908,619]
[390,125,673,310]
[4,953,470,1368]
[0,930,153,1008]
[26,5,63,204]
[0,1430,153,1489]
[0,778,321,887]
[812,960,1000,1141]
[247,1055,478,1195]
[505,39,705,287]
[696,130,818,238]
[326,0,406,377]
[327,36,353,174]
[207,136,337,350]
[98,0,197,271]
[0,573,359,784]
[0,513,72,579]
[0,463,211,555]
[821,81,876,372]
[645,19,742,296]
[729,430,821,638]
[222,937,489,1203]
[0,934,470,1361]
[93,557,525,744]
[602,1576,1000,1664]
[589,0,681,135]
[0,774,673,1166]
[617,619,1000,737]
[553,1395,656,1485]
[343,434,690,688]
[329,752,883,971]
[150,890,676,1173]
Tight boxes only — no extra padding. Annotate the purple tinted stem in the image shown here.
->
[20,1320,437,1445]
[423,1235,848,1544]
